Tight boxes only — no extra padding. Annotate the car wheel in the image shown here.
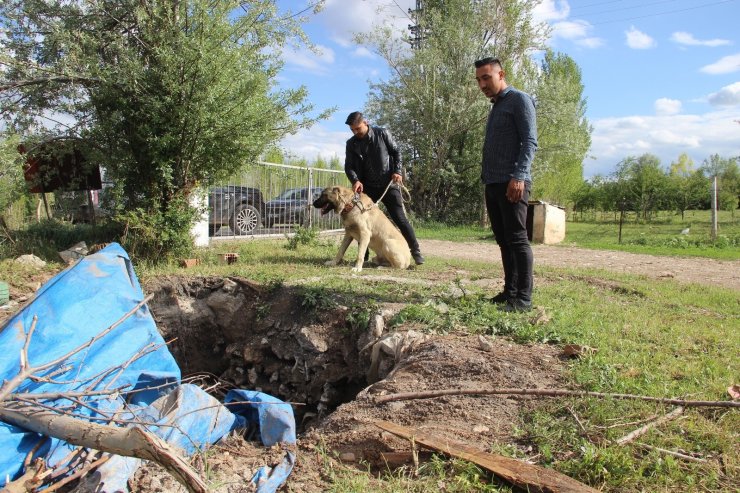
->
[230,204,261,235]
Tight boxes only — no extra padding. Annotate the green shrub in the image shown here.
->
[285,225,318,250]
[116,198,196,263]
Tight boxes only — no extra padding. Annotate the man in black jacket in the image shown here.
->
[344,111,424,265]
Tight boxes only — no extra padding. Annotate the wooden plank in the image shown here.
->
[375,420,598,493]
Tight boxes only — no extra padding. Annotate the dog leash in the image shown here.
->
[352,180,410,213]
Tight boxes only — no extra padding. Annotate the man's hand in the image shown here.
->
[506,179,524,203]
[391,173,403,184]
[353,181,363,194]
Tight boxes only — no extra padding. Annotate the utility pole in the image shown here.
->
[407,1,424,50]
[711,175,718,240]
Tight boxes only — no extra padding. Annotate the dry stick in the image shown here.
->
[42,455,110,493]
[634,443,707,463]
[0,405,207,493]
[0,294,154,402]
[615,407,685,446]
[374,388,740,408]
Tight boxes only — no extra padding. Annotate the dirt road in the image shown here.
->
[420,239,740,291]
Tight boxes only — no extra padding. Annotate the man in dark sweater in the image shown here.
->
[474,57,538,312]
[344,111,423,265]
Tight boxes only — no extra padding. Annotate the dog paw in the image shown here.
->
[351,266,363,273]
[325,260,338,266]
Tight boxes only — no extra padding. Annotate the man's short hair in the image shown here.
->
[474,57,502,69]
[345,111,364,125]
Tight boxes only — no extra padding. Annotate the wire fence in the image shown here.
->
[208,161,346,239]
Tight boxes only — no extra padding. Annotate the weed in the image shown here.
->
[300,286,336,311]
[285,225,318,250]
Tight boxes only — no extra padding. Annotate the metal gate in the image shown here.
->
[208,161,345,238]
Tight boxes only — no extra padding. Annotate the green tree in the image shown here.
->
[669,153,705,219]
[528,50,590,206]
[613,154,671,221]
[1,0,328,259]
[702,154,739,213]
[360,0,546,222]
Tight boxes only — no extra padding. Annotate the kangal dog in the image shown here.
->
[313,186,411,272]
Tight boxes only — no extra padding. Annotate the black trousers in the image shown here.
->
[485,182,533,303]
[364,185,420,254]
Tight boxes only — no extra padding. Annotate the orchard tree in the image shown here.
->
[669,153,706,219]
[613,154,671,221]
[360,0,546,222]
[0,0,328,259]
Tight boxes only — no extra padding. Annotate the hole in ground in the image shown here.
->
[146,276,375,430]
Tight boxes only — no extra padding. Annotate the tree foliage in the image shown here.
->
[1,0,327,259]
[528,50,591,205]
[361,0,546,222]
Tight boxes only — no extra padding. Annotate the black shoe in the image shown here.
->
[412,251,425,265]
[488,292,510,304]
[498,299,532,313]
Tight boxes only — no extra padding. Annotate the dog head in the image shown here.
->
[313,186,353,215]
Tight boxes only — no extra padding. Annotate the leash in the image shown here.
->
[351,180,410,213]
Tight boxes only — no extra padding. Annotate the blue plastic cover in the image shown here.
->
[0,243,296,492]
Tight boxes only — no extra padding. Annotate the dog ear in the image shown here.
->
[332,186,341,194]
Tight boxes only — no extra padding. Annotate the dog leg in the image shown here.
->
[326,234,353,266]
[353,235,371,272]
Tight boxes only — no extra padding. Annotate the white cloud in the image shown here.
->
[279,123,348,162]
[576,37,604,49]
[283,44,335,75]
[654,98,682,116]
[625,26,656,49]
[585,109,739,177]
[549,20,604,49]
[670,32,731,47]
[707,82,740,106]
[352,46,376,59]
[533,0,570,22]
[318,0,413,47]
[700,53,740,75]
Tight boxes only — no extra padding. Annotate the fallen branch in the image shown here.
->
[0,404,207,493]
[376,420,598,493]
[374,388,739,408]
[615,407,684,446]
[634,443,707,463]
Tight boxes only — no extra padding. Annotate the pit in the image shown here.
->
[145,276,384,430]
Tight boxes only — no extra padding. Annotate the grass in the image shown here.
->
[2,225,738,492]
[134,235,739,492]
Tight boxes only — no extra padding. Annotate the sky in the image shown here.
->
[275,0,740,178]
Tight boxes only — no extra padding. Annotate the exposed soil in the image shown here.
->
[420,239,740,291]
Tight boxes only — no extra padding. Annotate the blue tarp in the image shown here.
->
[0,243,296,492]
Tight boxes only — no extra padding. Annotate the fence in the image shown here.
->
[208,161,346,239]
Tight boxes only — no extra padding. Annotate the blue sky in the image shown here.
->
[275,0,740,178]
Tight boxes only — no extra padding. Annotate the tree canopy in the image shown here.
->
[1,0,328,258]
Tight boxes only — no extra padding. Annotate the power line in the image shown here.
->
[588,0,737,25]
[574,0,684,17]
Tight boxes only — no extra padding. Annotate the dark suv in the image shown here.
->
[264,187,322,227]
[209,186,266,236]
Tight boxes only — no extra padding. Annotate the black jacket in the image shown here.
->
[344,126,402,188]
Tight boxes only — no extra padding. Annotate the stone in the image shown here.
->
[14,254,46,267]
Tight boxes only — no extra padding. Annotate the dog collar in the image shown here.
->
[341,202,355,215]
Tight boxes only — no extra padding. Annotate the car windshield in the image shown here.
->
[275,188,310,200]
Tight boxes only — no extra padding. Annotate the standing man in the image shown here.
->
[344,111,424,265]
[474,57,537,312]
